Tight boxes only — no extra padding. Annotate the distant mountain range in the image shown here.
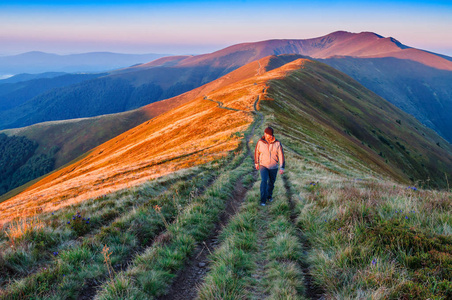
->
[0,72,68,83]
[0,51,168,77]
[0,31,451,140]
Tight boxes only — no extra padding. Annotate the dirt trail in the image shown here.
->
[204,97,242,112]
[246,211,270,300]
[282,175,325,300]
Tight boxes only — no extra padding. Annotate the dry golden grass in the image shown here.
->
[4,216,45,244]
[0,110,250,225]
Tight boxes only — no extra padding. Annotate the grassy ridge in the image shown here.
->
[251,59,452,298]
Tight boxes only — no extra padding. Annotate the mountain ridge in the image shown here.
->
[125,31,450,71]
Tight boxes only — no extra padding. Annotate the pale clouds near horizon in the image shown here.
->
[1,1,451,56]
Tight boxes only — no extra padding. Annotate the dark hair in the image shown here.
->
[264,127,274,136]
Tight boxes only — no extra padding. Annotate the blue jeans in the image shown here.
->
[260,167,278,204]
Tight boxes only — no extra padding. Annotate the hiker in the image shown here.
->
[254,127,285,206]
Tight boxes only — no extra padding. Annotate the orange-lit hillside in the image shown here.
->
[0,56,307,226]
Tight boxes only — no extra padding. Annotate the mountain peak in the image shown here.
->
[323,31,382,41]
[387,37,410,49]
[326,30,356,38]
[16,51,58,57]
[358,31,384,38]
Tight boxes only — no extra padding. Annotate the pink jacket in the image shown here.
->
[254,136,285,170]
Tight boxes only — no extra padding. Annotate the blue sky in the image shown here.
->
[1,0,451,56]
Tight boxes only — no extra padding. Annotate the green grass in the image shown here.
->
[196,169,306,299]
[94,157,253,299]
[285,150,452,299]
[0,164,221,299]
[263,176,306,300]
[196,179,260,300]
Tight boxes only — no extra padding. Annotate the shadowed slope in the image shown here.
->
[322,56,452,142]
[261,58,452,186]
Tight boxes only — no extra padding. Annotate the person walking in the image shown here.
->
[254,126,285,206]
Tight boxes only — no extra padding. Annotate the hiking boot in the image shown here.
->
[260,202,266,206]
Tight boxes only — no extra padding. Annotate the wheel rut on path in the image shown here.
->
[282,175,325,300]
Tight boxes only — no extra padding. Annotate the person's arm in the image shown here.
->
[279,142,285,174]
[254,141,260,170]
